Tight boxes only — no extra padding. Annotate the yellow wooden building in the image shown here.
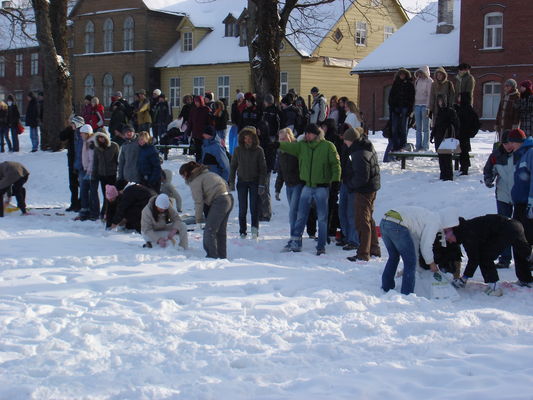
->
[154,0,408,116]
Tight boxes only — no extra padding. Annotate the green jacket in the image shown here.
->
[279,139,340,187]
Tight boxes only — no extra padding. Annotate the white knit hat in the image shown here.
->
[155,193,170,210]
[80,124,93,134]
[439,207,460,228]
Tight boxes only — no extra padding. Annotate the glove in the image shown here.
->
[528,206,533,220]
[229,183,235,191]
[167,229,177,240]
[275,192,281,201]
[484,180,494,188]
[258,185,266,195]
[157,238,168,248]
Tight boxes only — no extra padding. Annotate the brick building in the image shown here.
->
[69,0,184,113]
[351,0,533,132]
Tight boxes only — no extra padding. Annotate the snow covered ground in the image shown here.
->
[1,131,532,399]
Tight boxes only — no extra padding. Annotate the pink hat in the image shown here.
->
[105,184,119,200]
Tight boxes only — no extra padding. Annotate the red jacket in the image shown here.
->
[189,105,212,139]
[89,104,105,131]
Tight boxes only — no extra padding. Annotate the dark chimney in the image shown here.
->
[436,0,454,34]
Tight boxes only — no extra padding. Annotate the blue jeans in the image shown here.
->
[286,184,304,238]
[496,200,513,264]
[338,184,359,246]
[237,180,259,235]
[0,126,12,151]
[10,126,19,152]
[293,186,329,251]
[414,105,429,150]
[79,171,100,219]
[391,107,409,151]
[29,126,39,151]
[380,219,417,295]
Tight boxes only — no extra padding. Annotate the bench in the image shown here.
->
[388,151,472,170]
[155,144,191,160]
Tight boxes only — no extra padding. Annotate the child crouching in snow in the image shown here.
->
[141,193,188,249]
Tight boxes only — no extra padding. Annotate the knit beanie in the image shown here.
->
[505,79,517,89]
[507,128,526,143]
[80,124,93,134]
[105,185,119,201]
[155,193,170,210]
[343,127,363,142]
[520,80,532,90]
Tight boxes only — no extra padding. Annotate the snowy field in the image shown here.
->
[1,130,532,399]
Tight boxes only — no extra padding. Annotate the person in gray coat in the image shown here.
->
[93,130,119,218]
[180,161,234,259]
[117,125,141,184]
[0,161,29,217]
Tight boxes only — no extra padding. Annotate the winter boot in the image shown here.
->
[251,227,259,240]
[484,282,503,297]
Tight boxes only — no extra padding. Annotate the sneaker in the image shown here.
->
[240,233,247,239]
[347,255,368,262]
[316,248,325,256]
[452,277,468,288]
[342,243,357,251]
[289,239,302,252]
[516,280,532,288]
[495,261,510,269]
[143,242,152,248]
[282,241,292,252]
[251,227,259,240]
[484,285,503,297]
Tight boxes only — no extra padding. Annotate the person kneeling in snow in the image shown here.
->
[380,206,458,295]
[445,213,533,296]
[141,193,188,249]
[105,183,155,233]
[0,161,30,217]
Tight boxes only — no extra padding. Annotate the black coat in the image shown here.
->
[280,105,300,129]
[59,125,76,167]
[454,103,479,152]
[214,109,229,131]
[275,151,304,192]
[239,106,260,130]
[453,215,526,278]
[25,98,39,127]
[344,137,380,193]
[431,106,460,146]
[106,184,155,232]
[109,103,128,141]
[389,79,415,111]
[262,105,280,138]
[7,104,20,128]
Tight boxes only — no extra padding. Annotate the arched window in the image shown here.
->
[103,73,114,107]
[484,12,503,49]
[103,19,114,52]
[84,74,95,97]
[123,73,134,103]
[482,81,501,119]
[123,17,134,51]
[84,21,94,53]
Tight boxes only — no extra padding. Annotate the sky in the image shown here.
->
[399,0,434,16]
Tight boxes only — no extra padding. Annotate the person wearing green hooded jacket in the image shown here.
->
[275,123,341,255]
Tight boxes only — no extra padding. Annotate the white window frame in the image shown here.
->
[355,21,367,46]
[384,26,394,40]
[123,73,134,103]
[193,76,205,96]
[0,56,5,77]
[123,17,134,51]
[383,85,392,118]
[280,72,288,97]
[85,21,95,53]
[169,77,181,108]
[183,32,193,52]
[217,75,230,100]
[84,74,95,97]
[482,81,501,119]
[103,73,114,107]
[103,18,114,52]
[30,53,38,75]
[15,54,23,77]
[483,12,503,49]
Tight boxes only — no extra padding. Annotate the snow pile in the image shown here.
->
[1,131,533,399]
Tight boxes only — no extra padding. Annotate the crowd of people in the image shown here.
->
[2,65,533,297]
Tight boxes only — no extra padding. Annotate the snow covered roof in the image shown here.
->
[351,0,460,74]
[155,0,405,68]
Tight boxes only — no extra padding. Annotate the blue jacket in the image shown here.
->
[137,144,161,185]
[201,136,230,181]
[73,128,84,172]
[511,137,533,206]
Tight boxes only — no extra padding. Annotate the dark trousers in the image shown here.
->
[513,203,533,245]
[68,166,80,209]
[192,137,203,163]
[328,183,340,236]
[237,180,258,235]
[0,175,28,217]
[306,202,317,237]
[496,200,513,264]
[204,194,234,258]
[98,175,116,218]
[354,191,381,260]
[391,107,409,151]
[459,144,471,173]
[438,154,453,180]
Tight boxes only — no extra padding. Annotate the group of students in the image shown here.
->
[0,92,42,153]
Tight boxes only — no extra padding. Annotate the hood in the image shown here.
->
[394,68,412,81]
[238,126,259,149]
[415,66,430,79]
[203,134,223,146]
[519,137,533,151]
[162,169,173,184]
[186,165,208,184]
[94,131,111,149]
[434,66,448,82]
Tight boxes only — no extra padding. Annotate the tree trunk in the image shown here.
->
[32,0,72,151]
[247,0,283,103]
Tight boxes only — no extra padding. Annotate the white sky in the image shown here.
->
[399,0,433,16]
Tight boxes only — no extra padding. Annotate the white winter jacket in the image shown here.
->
[345,112,361,129]
[383,206,442,265]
